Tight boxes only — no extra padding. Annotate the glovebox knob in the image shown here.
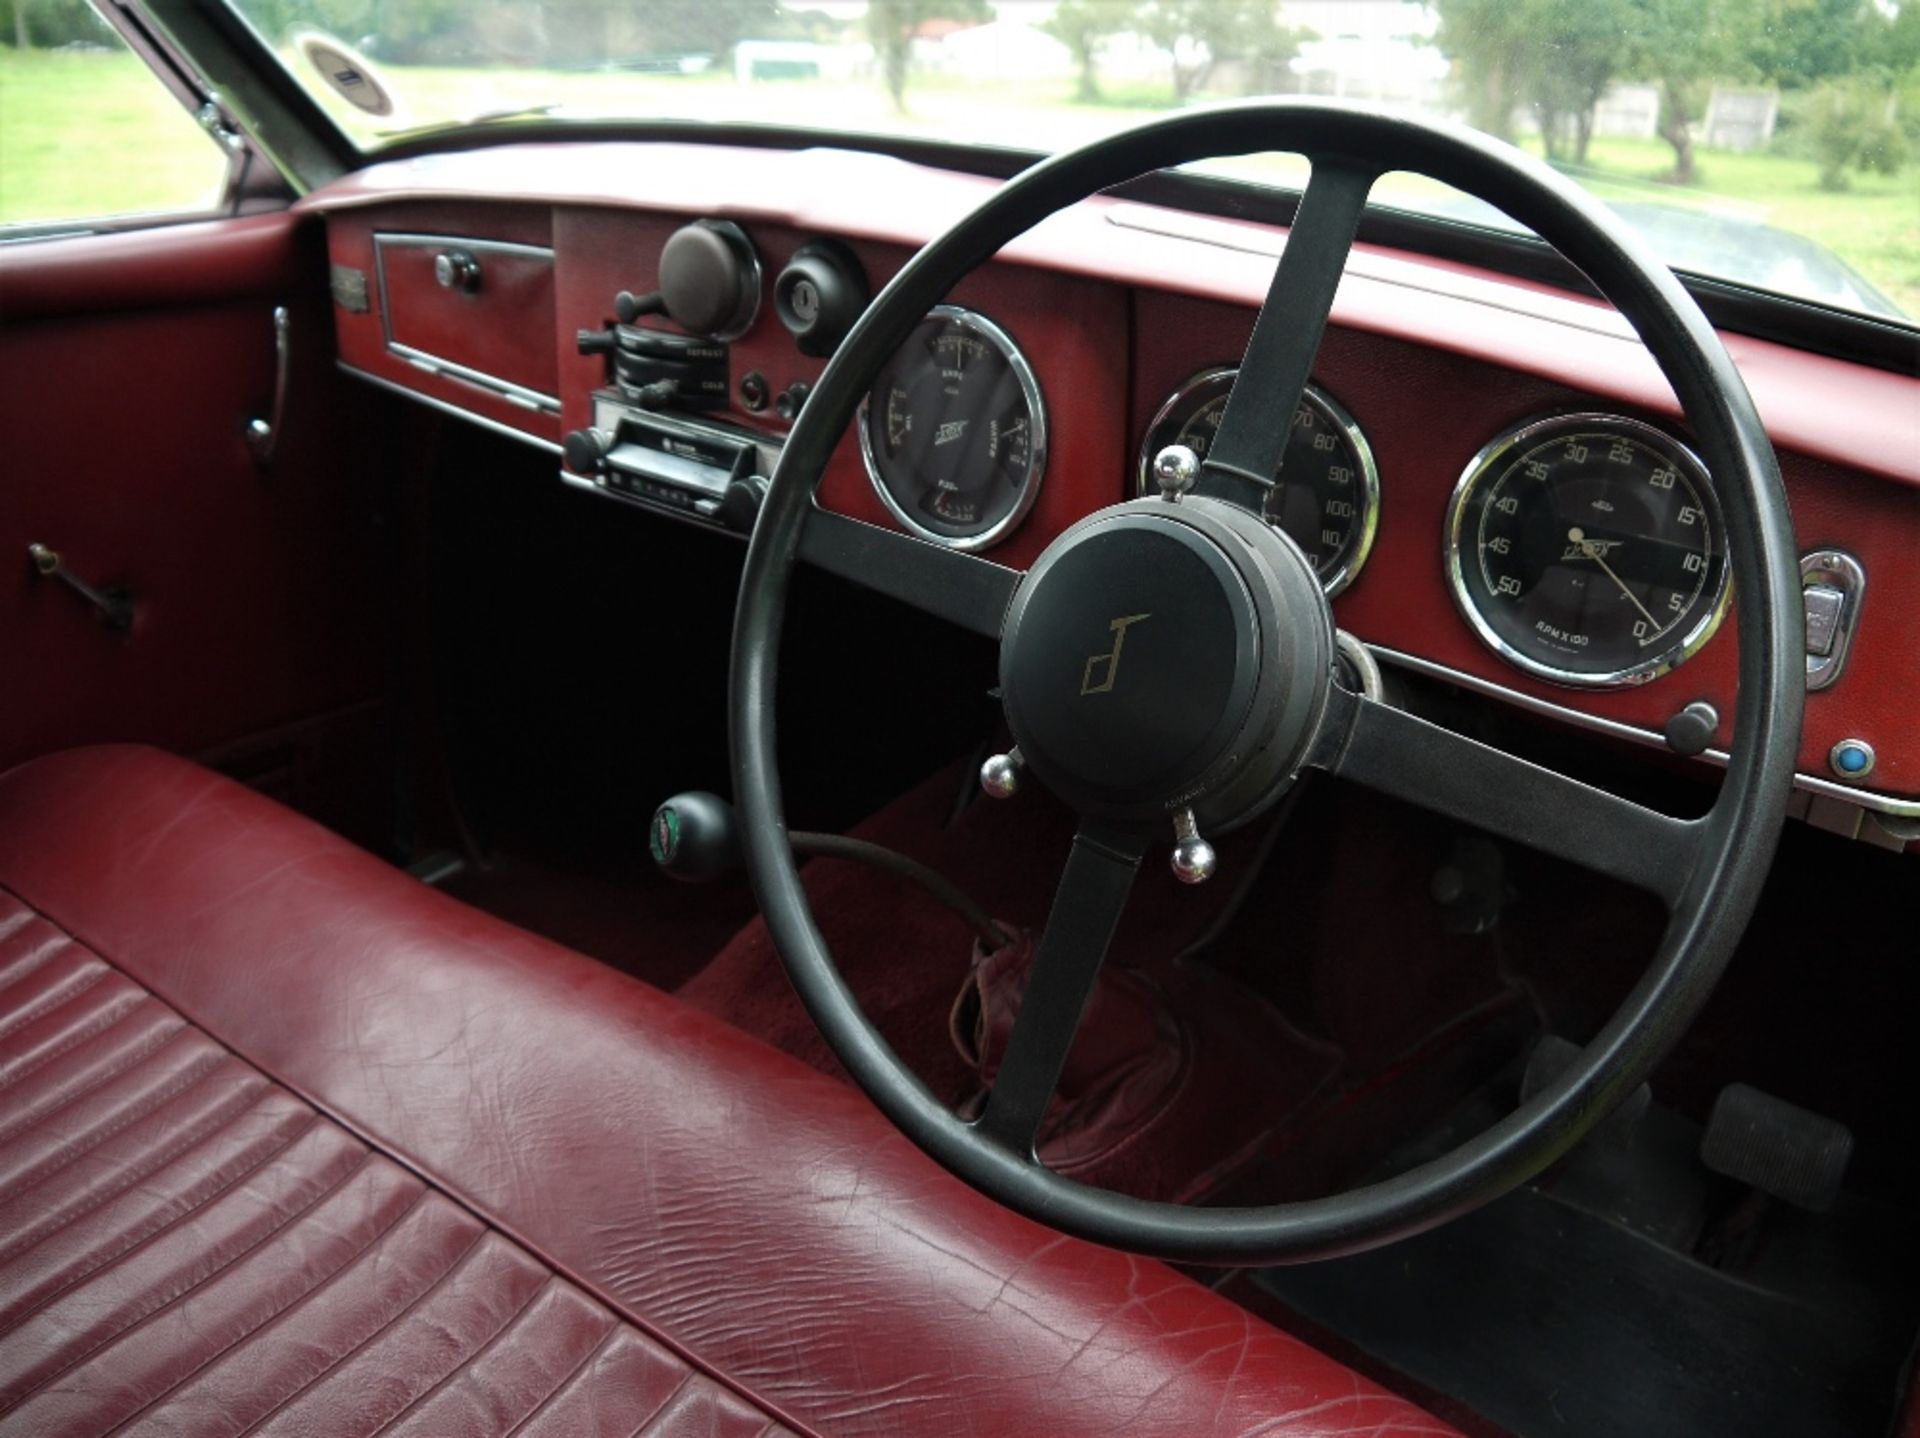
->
[774,239,870,357]
[434,248,480,291]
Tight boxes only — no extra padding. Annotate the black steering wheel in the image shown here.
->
[731,101,1802,1265]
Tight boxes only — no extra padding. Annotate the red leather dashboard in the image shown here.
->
[301,142,1919,810]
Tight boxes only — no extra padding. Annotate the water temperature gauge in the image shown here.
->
[859,305,1047,551]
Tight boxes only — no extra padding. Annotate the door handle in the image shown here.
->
[246,304,290,464]
[27,543,133,633]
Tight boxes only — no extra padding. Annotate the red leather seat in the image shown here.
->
[0,745,1456,1437]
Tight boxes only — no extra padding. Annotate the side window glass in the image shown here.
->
[0,3,234,230]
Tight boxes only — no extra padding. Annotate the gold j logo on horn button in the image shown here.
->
[1080,614,1151,696]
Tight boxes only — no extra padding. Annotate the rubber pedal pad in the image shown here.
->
[1701,1082,1853,1212]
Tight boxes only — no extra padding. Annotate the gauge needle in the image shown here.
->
[1568,527,1658,629]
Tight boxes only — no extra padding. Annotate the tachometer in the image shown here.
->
[859,305,1046,551]
[1445,413,1730,687]
[1137,368,1379,594]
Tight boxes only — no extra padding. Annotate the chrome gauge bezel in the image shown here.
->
[1134,367,1381,596]
[857,304,1049,552]
[1443,411,1733,689]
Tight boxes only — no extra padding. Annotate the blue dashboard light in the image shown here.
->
[1830,740,1875,778]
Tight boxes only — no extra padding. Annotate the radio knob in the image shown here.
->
[563,427,614,475]
[721,475,770,533]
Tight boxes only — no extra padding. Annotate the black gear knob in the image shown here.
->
[648,791,741,881]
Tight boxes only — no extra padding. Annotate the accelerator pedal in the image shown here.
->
[1701,1083,1853,1213]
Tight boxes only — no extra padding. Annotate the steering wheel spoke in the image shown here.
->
[1198,158,1378,508]
[974,822,1147,1158]
[797,505,1023,639]
[1312,688,1703,907]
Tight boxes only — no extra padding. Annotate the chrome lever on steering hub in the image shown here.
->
[1151,443,1199,502]
[1169,807,1216,884]
[979,747,1025,799]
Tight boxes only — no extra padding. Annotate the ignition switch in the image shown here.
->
[774,239,870,356]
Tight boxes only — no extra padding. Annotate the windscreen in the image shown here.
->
[219,0,1917,321]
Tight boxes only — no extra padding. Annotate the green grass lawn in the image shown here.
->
[0,49,232,225]
[4,46,1914,315]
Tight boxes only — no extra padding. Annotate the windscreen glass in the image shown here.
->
[216,0,1918,322]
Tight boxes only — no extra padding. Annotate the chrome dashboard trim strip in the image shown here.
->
[337,361,562,454]
[1368,643,1919,819]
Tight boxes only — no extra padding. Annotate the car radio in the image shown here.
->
[561,392,776,535]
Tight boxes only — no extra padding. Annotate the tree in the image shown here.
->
[1889,1,1920,76]
[1525,0,1635,162]
[1622,0,1747,183]
[865,0,989,113]
[6,0,105,49]
[1742,0,1880,89]
[1805,75,1909,187]
[1432,0,1537,141]
[1435,0,1632,159]
[1135,0,1311,103]
[1043,0,1125,103]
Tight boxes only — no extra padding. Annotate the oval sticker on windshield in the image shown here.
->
[296,31,396,117]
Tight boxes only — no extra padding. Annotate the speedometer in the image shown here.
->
[1137,368,1379,594]
[1444,413,1730,687]
[858,305,1046,551]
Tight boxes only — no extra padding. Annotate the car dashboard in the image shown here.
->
[301,140,1919,847]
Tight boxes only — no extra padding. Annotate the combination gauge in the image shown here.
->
[859,305,1047,551]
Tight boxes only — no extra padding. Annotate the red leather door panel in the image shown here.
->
[0,214,389,787]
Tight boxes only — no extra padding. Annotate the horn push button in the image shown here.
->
[1000,512,1263,818]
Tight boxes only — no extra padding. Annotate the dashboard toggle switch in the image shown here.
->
[1802,585,1844,657]
[1799,550,1865,692]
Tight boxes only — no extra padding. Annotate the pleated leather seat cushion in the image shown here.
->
[0,892,794,1437]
